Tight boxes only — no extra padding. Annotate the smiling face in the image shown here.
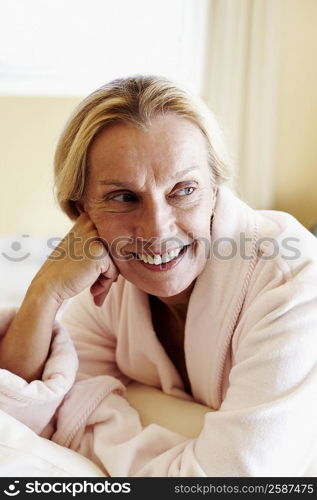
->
[85,113,216,298]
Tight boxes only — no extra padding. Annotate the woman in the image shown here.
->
[0,75,316,476]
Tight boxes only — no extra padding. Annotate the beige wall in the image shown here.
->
[0,96,81,236]
[274,0,317,229]
[1,0,317,236]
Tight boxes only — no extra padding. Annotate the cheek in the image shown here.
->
[182,199,214,232]
[94,220,133,263]
[89,212,129,246]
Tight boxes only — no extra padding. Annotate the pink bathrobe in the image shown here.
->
[1,186,317,476]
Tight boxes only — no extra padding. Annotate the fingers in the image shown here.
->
[93,290,109,307]
[90,272,119,307]
[73,211,120,306]
[90,275,111,295]
[104,256,119,281]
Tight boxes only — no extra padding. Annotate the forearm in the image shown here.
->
[0,282,62,382]
[126,382,211,438]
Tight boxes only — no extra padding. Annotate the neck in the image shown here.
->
[153,281,195,318]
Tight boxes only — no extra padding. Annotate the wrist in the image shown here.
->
[26,279,63,311]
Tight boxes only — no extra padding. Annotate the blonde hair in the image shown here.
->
[54,75,232,220]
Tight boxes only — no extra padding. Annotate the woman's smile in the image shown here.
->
[129,243,191,272]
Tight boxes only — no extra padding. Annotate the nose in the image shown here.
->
[135,197,176,246]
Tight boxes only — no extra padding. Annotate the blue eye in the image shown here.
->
[177,186,195,196]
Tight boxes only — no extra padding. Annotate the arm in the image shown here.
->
[0,306,78,435]
[0,213,118,382]
[0,213,118,433]
[0,283,61,382]
[126,381,211,439]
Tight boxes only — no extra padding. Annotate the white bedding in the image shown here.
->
[0,410,104,476]
[0,234,50,308]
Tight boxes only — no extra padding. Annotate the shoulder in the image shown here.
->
[256,208,317,251]
[216,187,317,315]
[231,208,317,368]
[254,208,317,281]
[215,186,317,286]
[236,207,317,333]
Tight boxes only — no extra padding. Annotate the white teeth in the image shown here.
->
[137,247,183,265]
[153,255,161,265]
[161,253,170,263]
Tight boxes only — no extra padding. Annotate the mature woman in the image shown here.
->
[0,76,316,477]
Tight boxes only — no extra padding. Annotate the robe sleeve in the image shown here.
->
[51,259,317,477]
[0,307,78,435]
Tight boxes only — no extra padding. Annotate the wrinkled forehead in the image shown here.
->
[87,114,210,184]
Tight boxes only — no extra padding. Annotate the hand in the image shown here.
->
[32,213,119,307]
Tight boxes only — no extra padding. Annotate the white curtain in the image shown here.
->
[202,0,282,208]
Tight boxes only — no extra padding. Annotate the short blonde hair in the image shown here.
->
[54,75,232,220]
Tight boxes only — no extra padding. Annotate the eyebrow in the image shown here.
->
[97,166,199,187]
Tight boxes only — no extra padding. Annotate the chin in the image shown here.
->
[146,283,189,298]
[125,272,195,298]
